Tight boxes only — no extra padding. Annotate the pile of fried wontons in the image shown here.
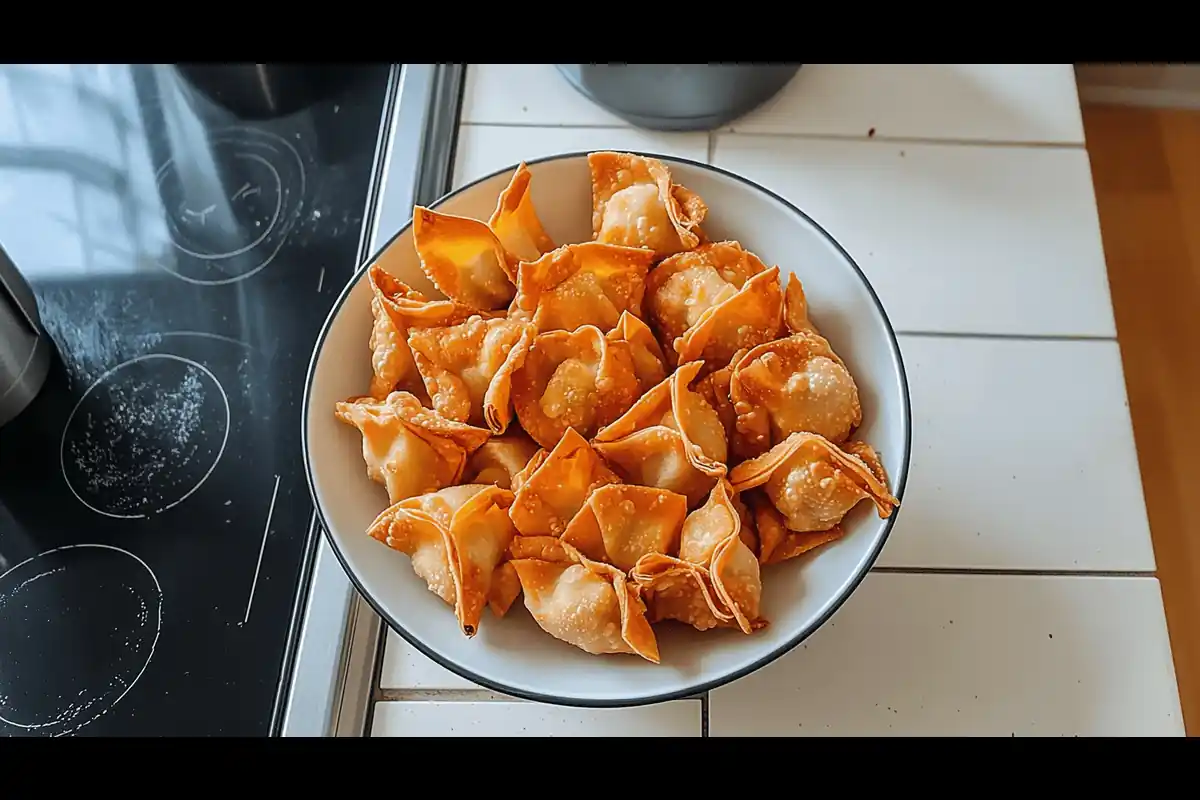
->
[335,151,899,664]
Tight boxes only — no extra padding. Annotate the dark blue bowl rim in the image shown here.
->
[301,149,914,709]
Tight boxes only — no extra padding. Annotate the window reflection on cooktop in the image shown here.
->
[0,63,392,736]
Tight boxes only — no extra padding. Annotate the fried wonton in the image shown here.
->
[693,346,769,463]
[366,265,480,399]
[674,266,785,373]
[367,483,517,636]
[783,273,819,335]
[588,151,708,258]
[729,432,898,534]
[407,315,535,433]
[560,484,688,572]
[487,561,522,617]
[510,447,547,495]
[510,325,641,450]
[412,205,517,311]
[632,480,765,634]
[509,427,621,537]
[487,162,556,263]
[334,392,491,503]
[645,241,771,361]
[592,360,728,508]
[746,491,845,565]
[606,310,668,393]
[509,536,659,662]
[463,430,540,490]
[510,242,656,334]
[730,330,863,454]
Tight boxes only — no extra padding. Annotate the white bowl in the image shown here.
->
[303,151,912,707]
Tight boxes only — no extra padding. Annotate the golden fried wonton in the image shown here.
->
[730,330,863,454]
[729,432,898,534]
[407,315,535,433]
[746,490,845,566]
[366,265,480,399]
[783,273,819,336]
[509,427,621,537]
[487,561,523,618]
[645,241,771,362]
[509,324,641,450]
[606,310,668,393]
[587,151,708,258]
[487,162,556,263]
[632,480,765,634]
[510,241,655,334]
[412,205,517,311]
[463,430,540,490]
[334,391,491,503]
[509,536,660,662]
[367,483,517,636]
[560,484,688,572]
[674,266,784,374]
[592,360,728,508]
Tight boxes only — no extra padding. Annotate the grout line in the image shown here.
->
[701,691,710,737]
[896,330,1117,343]
[871,566,1157,578]
[705,131,715,164]
[377,688,514,702]
[719,129,1087,149]
[459,120,1087,149]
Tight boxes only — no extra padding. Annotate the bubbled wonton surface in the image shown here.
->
[334,152,900,664]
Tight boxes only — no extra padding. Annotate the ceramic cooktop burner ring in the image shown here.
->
[153,127,307,286]
[0,543,162,737]
[59,352,231,520]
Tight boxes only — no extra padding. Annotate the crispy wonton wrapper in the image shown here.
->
[412,205,517,311]
[729,432,898,534]
[509,536,660,662]
[694,346,766,462]
[487,162,556,263]
[746,490,845,565]
[730,330,863,453]
[487,561,523,618]
[645,241,770,363]
[605,310,668,393]
[587,151,708,258]
[366,265,481,399]
[334,391,491,503]
[783,273,819,336]
[367,484,518,636]
[674,266,784,374]
[407,315,536,433]
[510,241,655,334]
[560,484,688,572]
[463,430,540,490]
[509,427,621,537]
[632,480,765,634]
[592,360,728,508]
[510,324,641,450]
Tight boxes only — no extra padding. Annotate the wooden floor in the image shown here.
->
[1083,104,1200,735]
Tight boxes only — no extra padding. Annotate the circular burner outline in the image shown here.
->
[152,127,306,287]
[59,353,231,521]
[0,542,163,736]
[161,152,283,261]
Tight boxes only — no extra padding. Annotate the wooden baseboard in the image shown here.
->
[1076,65,1200,110]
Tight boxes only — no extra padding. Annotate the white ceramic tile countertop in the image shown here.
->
[369,64,1183,737]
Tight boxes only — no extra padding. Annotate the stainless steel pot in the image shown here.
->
[0,244,52,427]
[556,64,803,132]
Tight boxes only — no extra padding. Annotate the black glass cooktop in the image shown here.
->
[0,64,392,736]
